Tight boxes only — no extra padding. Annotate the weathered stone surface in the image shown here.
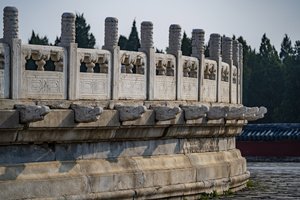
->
[152,106,181,121]
[244,106,267,121]
[115,105,147,121]
[71,104,103,123]
[206,106,225,120]
[182,105,209,120]
[3,6,18,41]
[224,106,245,120]
[15,105,50,123]
[60,12,75,46]
[0,150,248,199]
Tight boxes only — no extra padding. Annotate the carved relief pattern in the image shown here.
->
[120,51,146,74]
[60,13,75,46]
[77,49,111,99]
[233,40,240,67]
[221,63,229,82]
[222,37,232,65]
[192,29,205,59]
[155,76,176,100]
[79,73,109,99]
[15,105,50,123]
[204,59,217,80]
[220,81,229,103]
[155,54,175,76]
[3,7,18,39]
[182,56,198,78]
[168,24,181,53]
[119,74,146,99]
[182,77,198,100]
[202,79,217,102]
[78,49,110,73]
[141,21,153,49]
[22,45,65,71]
[22,71,64,98]
[209,33,221,60]
[104,17,118,47]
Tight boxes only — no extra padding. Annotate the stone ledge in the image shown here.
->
[0,149,248,200]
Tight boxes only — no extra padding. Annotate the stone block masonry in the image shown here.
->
[0,6,266,200]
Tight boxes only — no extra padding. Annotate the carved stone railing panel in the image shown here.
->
[182,56,198,100]
[77,48,111,100]
[21,45,67,99]
[15,105,50,123]
[202,59,217,102]
[0,43,10,98]
[118,50,147,100]
[154,53,176,100]
[220,62,230,103]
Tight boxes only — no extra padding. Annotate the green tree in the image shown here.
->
[118,35,128,50]
[279,34,293,63]
[75,13,96,48]
[126,19,140,51]
[274,39,300,122]
[181,31,192,56]
[28,30,49,45]
[248,34,284,123]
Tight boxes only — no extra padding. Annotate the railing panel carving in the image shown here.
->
[118,50,147,100]
[21,44,67,99]
[77,48,111,100]
[182,56,198,100]
[154,53,176,100]
[202,59,217,102]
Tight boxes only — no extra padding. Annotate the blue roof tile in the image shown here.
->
[236,124,300,141]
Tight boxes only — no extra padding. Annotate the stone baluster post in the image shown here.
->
[102,17,120,100]
[239,43,243,104]
[168,24,182,100]
[233,40,240,104]
[139,21,155,100]
[222,37,233,103]
[191,29,205,101]
[209,33,221,102]
[59,12,77,100]
[3,6,21,99]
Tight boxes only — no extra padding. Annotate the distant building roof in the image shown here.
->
[236,124,300,141]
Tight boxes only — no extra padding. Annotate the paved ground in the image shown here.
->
[218,162,300,199]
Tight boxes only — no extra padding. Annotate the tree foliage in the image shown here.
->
[118,20,140,51]
[242,33,300,123]
[28,30,49,45]
[181,31,192,56]
[75,13,96,48]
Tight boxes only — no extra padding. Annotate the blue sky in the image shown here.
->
[0,0,299,52]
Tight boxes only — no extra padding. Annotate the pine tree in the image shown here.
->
[28,30,49,45]
[118,35,128,50]
[126,20,140,51]
[75,13,96,48]
[250,34,284,123]
[181,31,192,56]
[280,34,293,63]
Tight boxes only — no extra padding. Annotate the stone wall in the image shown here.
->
[0,6,266,200]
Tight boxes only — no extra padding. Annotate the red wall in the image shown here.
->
[236,141,300,157]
